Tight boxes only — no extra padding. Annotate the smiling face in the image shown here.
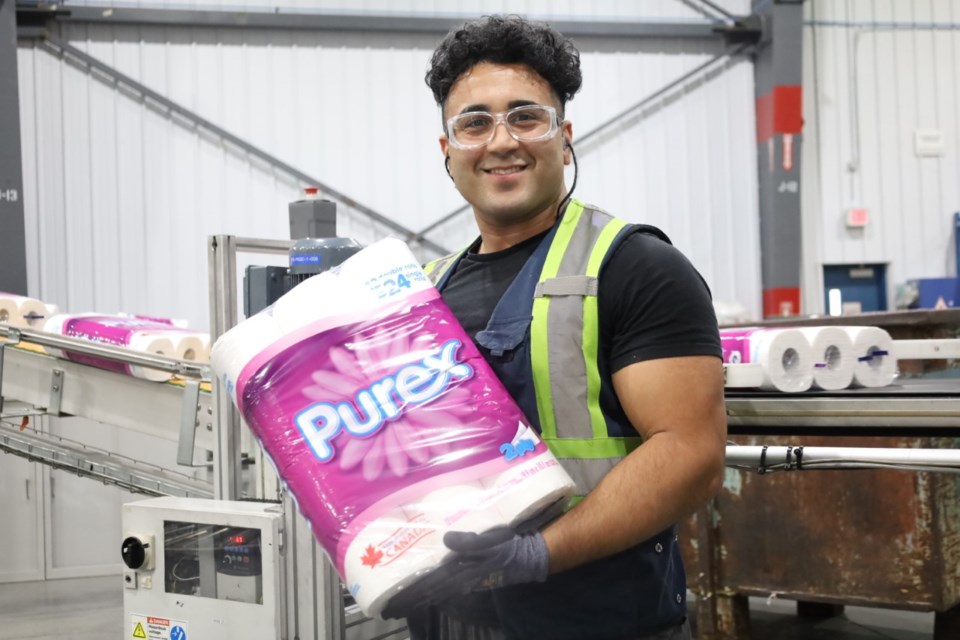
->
[440,62,573,236]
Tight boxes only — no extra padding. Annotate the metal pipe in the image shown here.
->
[233,238,293,253]
[0,323,209,379]
[53,6,727,39]
[209,235,242,501]
[806,20,960,30]
[727,445,960,471]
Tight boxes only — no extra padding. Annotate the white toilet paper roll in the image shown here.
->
[272,271,363,333]
[342,481,511,617]
[168,332,206,362]
[843,326,897,388]
[478,454,577,528]
[406,482,508,535]
[342,508,448,618]
[335,238,433,301]
[799,326,856,391]
[197,333,211,362]
[30,303,62,329]
[126,333,177,382]
[736,329,815,393]
[273,238,434,334]
[210,311,285,407]
[0,293,48,328]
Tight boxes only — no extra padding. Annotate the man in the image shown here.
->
[390,15,727,640]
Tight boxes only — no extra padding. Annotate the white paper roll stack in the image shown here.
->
[844,326,898,388]
[798,326,856,391]
[0,293,48,328]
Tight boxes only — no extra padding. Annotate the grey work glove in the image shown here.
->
[380,528,550,620]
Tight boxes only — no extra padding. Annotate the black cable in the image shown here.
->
[555,142,579,220]
[758,445,768,475]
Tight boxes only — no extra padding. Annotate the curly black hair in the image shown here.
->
[425,15,582,115]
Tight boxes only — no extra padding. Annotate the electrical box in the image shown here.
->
[121,497,285,639]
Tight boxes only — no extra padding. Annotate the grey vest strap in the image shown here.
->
[534,275,599,298]
[542,205,617,441]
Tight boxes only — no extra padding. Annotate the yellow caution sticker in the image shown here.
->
[130,614,189,640]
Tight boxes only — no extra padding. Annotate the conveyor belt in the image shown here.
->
[0,419,212,497]
[0,342,214,450]
[725,378,960,434]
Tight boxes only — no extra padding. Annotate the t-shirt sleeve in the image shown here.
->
[599,231,722,373]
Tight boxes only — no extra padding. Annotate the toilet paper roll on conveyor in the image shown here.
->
[42,314,177,382]
[843,326,897,388]
[720,328,815,393]
[798,326,856,391]
[0,293,49,328]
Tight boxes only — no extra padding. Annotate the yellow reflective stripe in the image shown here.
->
[542,436,642,459]
[424,246,469,281]
[531,200,585,440]
[583,218,630,440]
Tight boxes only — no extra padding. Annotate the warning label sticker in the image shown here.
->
[130,614,189,640]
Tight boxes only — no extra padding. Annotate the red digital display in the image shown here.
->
[229,534,245,545]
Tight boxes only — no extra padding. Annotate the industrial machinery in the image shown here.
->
[120,497,285,639]
[243,191,362,318]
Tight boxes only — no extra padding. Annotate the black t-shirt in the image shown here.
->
[440,226,722,378]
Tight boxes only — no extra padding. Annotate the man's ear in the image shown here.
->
[561,121,574,165]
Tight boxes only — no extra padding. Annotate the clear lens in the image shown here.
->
[447,105,558,149]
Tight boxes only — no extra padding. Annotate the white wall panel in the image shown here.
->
[19,6,761,329]
[802,0,960,313]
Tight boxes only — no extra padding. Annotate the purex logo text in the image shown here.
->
[295,339,473,462]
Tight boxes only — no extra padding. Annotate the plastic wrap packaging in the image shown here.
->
[798,326,856,391]
[43,314,176,381]
[843,326,898,388]
[0,292,49,328]
[720,327,815,392]
[211,238,576,617]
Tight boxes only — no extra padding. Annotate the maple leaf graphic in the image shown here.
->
[360,545,384,568]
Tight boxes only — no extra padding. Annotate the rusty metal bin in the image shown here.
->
[681,435,960,639]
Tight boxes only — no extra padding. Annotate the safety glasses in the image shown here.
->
[445,104,561,150]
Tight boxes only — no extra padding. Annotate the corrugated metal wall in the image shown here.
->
[17,1,760,329]
[802,0,960,313]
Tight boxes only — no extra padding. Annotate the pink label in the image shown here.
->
[61,316,145,374]
[719,328,764,364]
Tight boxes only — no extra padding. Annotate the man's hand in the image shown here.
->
[380,528,549,619]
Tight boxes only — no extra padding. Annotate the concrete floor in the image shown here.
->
[0,576,936,640]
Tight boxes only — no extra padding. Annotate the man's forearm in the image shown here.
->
[540,429,725,575]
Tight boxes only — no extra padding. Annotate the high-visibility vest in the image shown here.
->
[425,199,663,497]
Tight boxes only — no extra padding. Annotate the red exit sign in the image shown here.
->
[846,207,869,228]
